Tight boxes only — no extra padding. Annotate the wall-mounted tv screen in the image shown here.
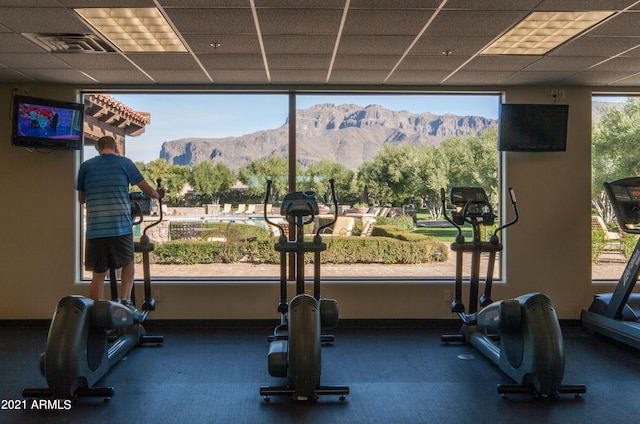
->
[12,95,84,150]
[497,103,569,152]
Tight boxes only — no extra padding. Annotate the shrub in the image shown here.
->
[371,224,433,242]
[145,235,447,265]
[322,237,446,264]
[169,221,270,242]
[223,224,269,242]
[624,233,638,259]
[146,241,243,264]
[591,228,606,262]
[377,215,415,231]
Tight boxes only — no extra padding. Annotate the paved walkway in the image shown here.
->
[132,213,627,280]
[125,251,628,280]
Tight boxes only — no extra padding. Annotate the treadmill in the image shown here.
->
[582,176,640,349]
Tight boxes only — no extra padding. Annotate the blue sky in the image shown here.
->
[97,93,626,164]
[93,93,500,163]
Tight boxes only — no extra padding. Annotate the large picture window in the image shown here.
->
[80,92,501,281]
[591,95,636,281]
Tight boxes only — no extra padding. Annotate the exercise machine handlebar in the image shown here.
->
[142,178,164,238]
[263,180,287,242]
[263,179,339,241]
[315,179,338,237]
[440,187,518,245]
[493,187,518,239]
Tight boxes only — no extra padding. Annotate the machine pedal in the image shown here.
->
[259,385,349,402]
[497,383,586,399]
[441,334,465,343]
[140,335,164,345]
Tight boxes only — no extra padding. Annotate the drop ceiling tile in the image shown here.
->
[198,54,265,70]
[262,34,336,55]
[343,9,436,36]
[183,34,262,54]
[19,68,98,83]
[525,55,610,71]
[411,35,495,55]
[337,35,415,55]
[424,10,528,36]
[551,36,640,57]
[0,7,88,33]
[397,55,470,71]
[0,53,71,68]
[385,70,451,84]
[268,54,332,70]
[591,56,640,72]
[165,8,255,34]
[146,69,212,83]
[332,54,401,71]
[210,69,269,83]
[127,53,201,70]
[53,53,136,70]
[256,8,343,34]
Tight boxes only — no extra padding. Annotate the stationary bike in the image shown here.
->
[23,187,164,400]
[260,179,349,402]
[440,186,585,399]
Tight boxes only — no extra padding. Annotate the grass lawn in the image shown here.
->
[414,209,497,243]
[413,226,471,243]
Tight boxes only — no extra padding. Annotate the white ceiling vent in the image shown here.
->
[22,33,116,53]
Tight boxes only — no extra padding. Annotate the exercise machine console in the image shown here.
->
[260,179,349,402]
[441,186,585,399]
[582,176,640,348]
[23,183,165,400]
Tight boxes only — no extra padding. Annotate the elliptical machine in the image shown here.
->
[260,179,349,402]
[440,186,585,399]
[23,185,164,400]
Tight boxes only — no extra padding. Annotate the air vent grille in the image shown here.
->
[22,33,116,53]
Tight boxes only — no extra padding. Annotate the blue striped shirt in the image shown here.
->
[76,154,144,239]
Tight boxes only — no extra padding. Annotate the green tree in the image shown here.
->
[356,160,387,204]
[439,130,499,204]
[357,143,421,206]
[135,159,190,205]
[592,98,640,220]
[439,136,477,187]
[414,145,449,219]
[238,156,293,202]
[468,129,499,201]
[190,161,236,203]
[302,159,355,205]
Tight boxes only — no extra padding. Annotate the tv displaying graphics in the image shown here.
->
[12,95,84,150]
[497,103,569,152]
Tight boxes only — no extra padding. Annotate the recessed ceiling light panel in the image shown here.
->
[75,7,187,53]
[482,11,614,55]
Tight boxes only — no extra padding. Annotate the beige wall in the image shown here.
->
[0,84,612,320]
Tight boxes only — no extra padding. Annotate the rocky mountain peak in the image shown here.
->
[160,103,497,170]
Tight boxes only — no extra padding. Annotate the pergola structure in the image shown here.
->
[83,94,150,156]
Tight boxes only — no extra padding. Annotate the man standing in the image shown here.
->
[76,136,164,313]
[50,108,59,132]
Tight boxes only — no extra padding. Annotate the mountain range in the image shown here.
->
[158,103,494,170]
[159,101,622,170]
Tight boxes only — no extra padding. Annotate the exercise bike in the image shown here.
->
[440,186,585,399]
[23,186,164,400]
[582,176,640,349]
[260,179,349,402]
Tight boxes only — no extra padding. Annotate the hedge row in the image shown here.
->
[371,224,432,242]
[140,235,448,265]
[592,227,638,262]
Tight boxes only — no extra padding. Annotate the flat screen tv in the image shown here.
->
[12,95,84,150]
[497,103,569,152]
